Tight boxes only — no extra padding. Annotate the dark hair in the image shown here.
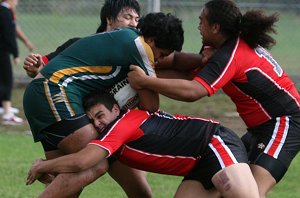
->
[205,0,279,49]
[137,12,184,51]
[96,0,141,33]
[83,91,118,112]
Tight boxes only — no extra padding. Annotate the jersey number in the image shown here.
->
[255,47,283,77]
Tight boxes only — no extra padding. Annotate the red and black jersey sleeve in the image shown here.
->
[194,37,300,127]
[89,110,150,156]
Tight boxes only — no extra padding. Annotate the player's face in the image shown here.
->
[153,48,173,63]
[145,38,174,62]
[198,7,215,46]
[87,103,120,133]
[110,8,139,30]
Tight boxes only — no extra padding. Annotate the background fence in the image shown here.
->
[15,0,300,88]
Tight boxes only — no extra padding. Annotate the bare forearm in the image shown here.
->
[37,154,85,174]
[138,76,207,102]
[38,146,107,174]
[156,51,207,71]
[138,89,159,112]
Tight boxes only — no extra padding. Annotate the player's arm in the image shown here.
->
[23,38,80,78]
[155,50,213,71]
[128,65,208,102]
[137,89,159,112]
[45,37,80,61]
[26,145,107,185]
[23,53,44,78]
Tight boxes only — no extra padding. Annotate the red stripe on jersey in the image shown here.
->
[42,56,49,65]
[264,116,289,158]
[116,145,198,176]
[211,38,239,89]
[89,110,150,156]
[194,76,215,96]
[209,135,237,168]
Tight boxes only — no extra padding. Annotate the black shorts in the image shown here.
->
[241,115,300,182]
[184,126,248,189]
[41,114,91,151]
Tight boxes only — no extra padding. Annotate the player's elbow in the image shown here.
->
[179,82,207,102]
[187,81,208,101]
[181,90,202,102]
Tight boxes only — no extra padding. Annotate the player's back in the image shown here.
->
[39,28,149,95]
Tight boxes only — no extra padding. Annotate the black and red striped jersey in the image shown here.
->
[89,110,219,176]
[194,37,300,127]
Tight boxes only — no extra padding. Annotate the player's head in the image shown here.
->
[96,0,140,33]
[200,0,278,49]
[138,12,184,61]
[202,0,241,39]
[83,91,120,132]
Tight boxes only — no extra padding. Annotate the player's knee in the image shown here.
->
[212,164,259,198]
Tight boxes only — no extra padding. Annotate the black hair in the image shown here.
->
[137,12,184,52]
[205,0,279,49]
[83,91,118,112]
[96,0,141,33]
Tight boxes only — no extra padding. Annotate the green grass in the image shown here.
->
[0,88,299,197]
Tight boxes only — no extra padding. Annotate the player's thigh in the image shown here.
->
[108,159,152,198]
[250,164,276,197]
[212,163,259,198]
[58,123,98,154]
[247,115,300,183]
[174,180,219,198]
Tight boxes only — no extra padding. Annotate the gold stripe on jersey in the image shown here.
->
[43,79,61,121]
[135,36,155,77]
[60,86,75,117]
[49,66,113,84]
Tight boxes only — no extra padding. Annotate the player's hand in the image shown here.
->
[128,65,147,89]
[23,53,43,78]
[26,159,44,185]
[37,173,55,185]
[201,46,215,64]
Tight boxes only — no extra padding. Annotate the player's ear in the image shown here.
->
[144,37,155,46]
[112,104,120,115]
[107,17,113,25]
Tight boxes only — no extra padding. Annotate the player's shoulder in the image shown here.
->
[112,27,140,39]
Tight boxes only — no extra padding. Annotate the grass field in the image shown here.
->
[0,88,299,197]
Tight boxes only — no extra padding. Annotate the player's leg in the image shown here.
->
[36,160,109,198]
[249,165,276,198]
[42,116,153,198]
[212,163,259,198]
[207,126,259,197]
[187,126,259,197]
[36,116,102,197]
[108,159,152,198]
[174,180,220,198]
[244,115,300,197]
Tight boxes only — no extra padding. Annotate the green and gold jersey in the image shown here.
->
[41,27,155,97]
[24,28,156,140]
